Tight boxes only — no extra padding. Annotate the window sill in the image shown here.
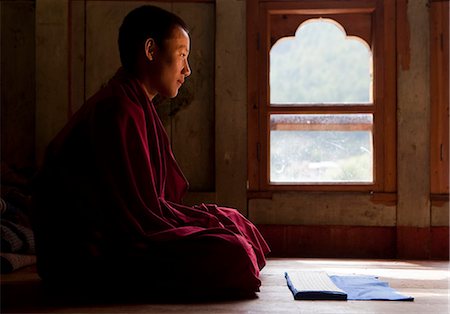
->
[247,190,397,206]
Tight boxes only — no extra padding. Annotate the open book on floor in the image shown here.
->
[285,271,415,301]
[285,271,347,300]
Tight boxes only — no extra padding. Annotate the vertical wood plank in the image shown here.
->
[247,0,260,191]
[382,0,397,192]
[259,2,270,190]
[1,1,36,169]
[215,0,248,213]
[396,0,431,228]
[430,1,449,195]
[36,0,69,166]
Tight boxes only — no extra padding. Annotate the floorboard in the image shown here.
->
[2,258,449,313]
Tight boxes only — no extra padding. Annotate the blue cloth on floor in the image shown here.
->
[330,275,414,301]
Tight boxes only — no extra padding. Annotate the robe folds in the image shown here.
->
[32,68,270,296]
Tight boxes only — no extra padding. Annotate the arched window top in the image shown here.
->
[272,18,371,52]
[270,18,373,105]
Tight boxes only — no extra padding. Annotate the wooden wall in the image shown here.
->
[248,0,448,259]
[2,0,448,259]
[1,0,36,171]
[35,0,216,192]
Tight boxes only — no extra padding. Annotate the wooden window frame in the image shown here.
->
[247,0,396,193]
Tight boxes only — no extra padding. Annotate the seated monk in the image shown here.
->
[31,5,270,298]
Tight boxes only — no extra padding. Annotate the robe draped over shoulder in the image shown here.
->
[32,69,270,295]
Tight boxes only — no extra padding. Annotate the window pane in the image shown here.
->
[270,19,373,105]
[270,114,373,183]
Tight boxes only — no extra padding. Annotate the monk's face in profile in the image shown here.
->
[148,26,191,98]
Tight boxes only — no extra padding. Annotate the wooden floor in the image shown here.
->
[2,258,449,313]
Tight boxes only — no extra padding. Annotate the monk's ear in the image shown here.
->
[144,38,156,61]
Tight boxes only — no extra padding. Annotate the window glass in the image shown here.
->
[270,114,373,183]
[270,19,373,105]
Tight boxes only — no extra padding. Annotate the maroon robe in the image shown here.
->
[32,68,270,296]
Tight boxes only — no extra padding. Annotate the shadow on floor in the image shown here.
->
[2,277,258,313]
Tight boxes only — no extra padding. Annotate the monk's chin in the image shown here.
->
[161,89,179,99]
